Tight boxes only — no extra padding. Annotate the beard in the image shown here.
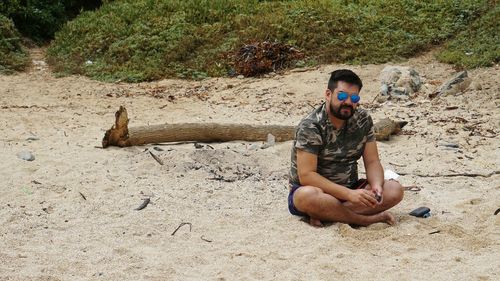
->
[330,101,355,120]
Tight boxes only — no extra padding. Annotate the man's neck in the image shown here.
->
[329,115,346,130]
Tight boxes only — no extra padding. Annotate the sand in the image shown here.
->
[0,49,499,281]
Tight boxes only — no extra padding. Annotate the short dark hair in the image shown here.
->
[328,69,363,91]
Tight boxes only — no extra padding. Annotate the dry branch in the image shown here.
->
[102,106,406,148]
[102,106,294,147]
[398,171,499,178]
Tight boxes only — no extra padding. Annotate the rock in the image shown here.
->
[17,151,35,161]
[471,81,482,90]
[376,95,389,103]
[380,84,389,96]
[392,87,408,96]
[374,118,408,141]
[380,66,421,96]
[261,133,276,149]
[237,75,244,79]
[430,71,472,98]
[248,143,260,150]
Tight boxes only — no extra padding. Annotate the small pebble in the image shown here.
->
[17,151,35,161]
[248,143,260,151]
[471,81,482,90]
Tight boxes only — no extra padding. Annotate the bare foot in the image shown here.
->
[380,211,396,225]
[309,217,324,227]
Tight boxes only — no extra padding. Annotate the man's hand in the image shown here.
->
[370,184,383,204]
[348,189,378,208]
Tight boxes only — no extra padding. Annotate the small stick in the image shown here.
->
[171,222,192,236]
[135,198,150,210]
[404,186,421,192]
[494,208,500,215]
[429,230,440,235]
[389,162,407,167]
[370,93,380,104]
[149,151,164,165]
[201,235,213,243]
[79,192,87,200]
[398,171,499,178]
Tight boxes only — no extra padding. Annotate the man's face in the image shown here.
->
[327,81,361,120]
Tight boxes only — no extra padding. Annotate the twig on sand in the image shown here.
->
[149,151,164,165]
[79,192,87,200]
[429,230,440,235]
[171,222,192,236]
[398,171,499,178]
[201,235,212,243]
[135,198,150,210]
[404,186,421,192]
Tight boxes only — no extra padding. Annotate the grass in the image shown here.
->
[41,0,494,81]
[0,15,29,74]
[436,2,499,68]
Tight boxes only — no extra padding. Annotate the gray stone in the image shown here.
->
[471,81,482,90]
[261,133,276,149]
[376,95,389,103]
[433,71,472,97]
[380,84,389,96]
[17,151,35,161]
[380,66,422,96]
[248,143,260,150]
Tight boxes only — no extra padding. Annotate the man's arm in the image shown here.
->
[297,149,377,207]
[362,141,384,197]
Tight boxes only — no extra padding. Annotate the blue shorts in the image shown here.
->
[288,179,368,217]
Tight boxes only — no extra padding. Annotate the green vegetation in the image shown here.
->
[0,0,102,42]
[48,0,493,82]
[436,3,499,68]
[0,15,29,74]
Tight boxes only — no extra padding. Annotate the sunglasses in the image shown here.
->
[337,91,360,103]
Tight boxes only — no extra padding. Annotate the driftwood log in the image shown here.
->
[102,106,295,147]
[102,106,407,148]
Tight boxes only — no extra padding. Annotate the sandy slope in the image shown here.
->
[0,49,499,281]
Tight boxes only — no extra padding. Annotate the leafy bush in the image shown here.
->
[437,3,499,68]
[0,0,102,42]
[0,14,29,74]
[48,0,491,81]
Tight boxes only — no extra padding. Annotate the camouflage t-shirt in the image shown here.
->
[290,102,375,188]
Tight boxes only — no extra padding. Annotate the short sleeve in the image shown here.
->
[294,121,323,155]
[366,114,376,142]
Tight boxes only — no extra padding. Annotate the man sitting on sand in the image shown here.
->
[288,69,404,227]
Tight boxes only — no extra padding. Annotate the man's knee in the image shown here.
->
[384,180,404,202]
[293,186,324,212]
